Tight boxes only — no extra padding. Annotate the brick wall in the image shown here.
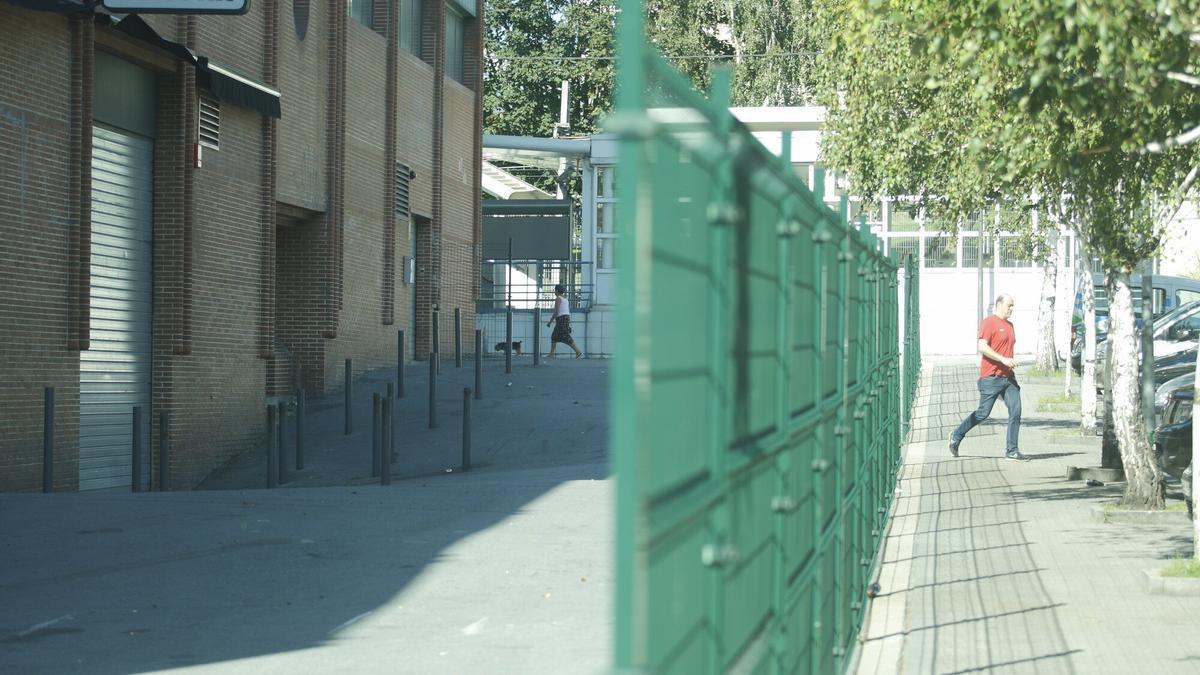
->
[0,0,482,491]
[0,6,78,491]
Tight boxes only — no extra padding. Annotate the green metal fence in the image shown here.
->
[610,4,920,672]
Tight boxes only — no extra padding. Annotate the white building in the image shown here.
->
[484,107,1090,358]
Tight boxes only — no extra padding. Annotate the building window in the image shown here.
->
[595,166,618,270]
[887,236,918,265]
[923,236,956,268]
[348,0,374,27]
[445,4,465,83]
[961,235,995,268]
[999,237,1032,268]
[399,0,422,55]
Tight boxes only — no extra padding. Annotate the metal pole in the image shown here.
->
[505,307,513,374]
[43,387,54,493]
[131,406,142,493]
[454,307,462,367]
[296,383,306,470]
[462,388,472,471]
[474,329,483,399]
[158,410,169,491]
[428,351,438,428]
[277,401,287,484]
[372,393,382,477]
[533,306,541,366]
[433,308,441,375]
[344,358,353,435]
[386,382,395,463]
[381,395,392,486]
[976,226,984,326]
[397,330,406,398]
[267,404,278,489]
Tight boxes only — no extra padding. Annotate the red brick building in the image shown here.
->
[0,0,483,491]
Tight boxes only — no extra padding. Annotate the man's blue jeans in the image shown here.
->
[951,376,1022,455]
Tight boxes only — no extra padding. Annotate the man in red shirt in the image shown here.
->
[949,294,1027,460]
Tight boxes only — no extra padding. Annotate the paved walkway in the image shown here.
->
[856,358,1200,674]
[0,357,612,675]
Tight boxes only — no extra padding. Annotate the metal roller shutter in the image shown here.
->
[80,126,154,491]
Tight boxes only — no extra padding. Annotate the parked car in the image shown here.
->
[1154,384,1193,478]
[1155,372,1195,418]
[1071,275,1200,373]
[1096,301,1200,391]
[1154,347,1198,389]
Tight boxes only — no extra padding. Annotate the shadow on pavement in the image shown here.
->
[0,358,611,674]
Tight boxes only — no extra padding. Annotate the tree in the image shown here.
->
[484,0,616,138]
[815,0,1200,509]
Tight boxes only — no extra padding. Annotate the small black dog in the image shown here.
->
[494,341,523,355]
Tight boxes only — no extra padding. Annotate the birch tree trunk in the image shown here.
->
[1060,236,1073,397]
[1035,239,1059,372]
[1107,270,1165,509]
[1080,265,1098,434]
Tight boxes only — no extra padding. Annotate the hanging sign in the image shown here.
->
[102,0,249,14]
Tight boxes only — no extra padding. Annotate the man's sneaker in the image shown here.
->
[1004,452,1030,461]
[948,434,960,457]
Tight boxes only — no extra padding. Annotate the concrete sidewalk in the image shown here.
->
[856,358,1200,674]
[0,357,612,675]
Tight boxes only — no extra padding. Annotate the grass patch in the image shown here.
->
[1039,393,1081,404]
[1160,559,1200,578]
[1023,368,1064,379]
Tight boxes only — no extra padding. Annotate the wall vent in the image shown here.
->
[198,93,220,150]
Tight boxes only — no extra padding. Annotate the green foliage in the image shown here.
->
[484,0,617,137]
[485,0,825,139]
[646,0,822,105]
[1161,558,1200,577]
[814,0,1200,273]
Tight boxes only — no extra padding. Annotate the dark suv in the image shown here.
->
[1154,385,1194,477]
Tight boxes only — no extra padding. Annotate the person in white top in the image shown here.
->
[547,284,583,358]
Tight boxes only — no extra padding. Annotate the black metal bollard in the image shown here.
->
[533,307,541,366]
[158,410,169,491]
[462,388,472,471]
[131,406,142,493]
[386,383,395,459]
[397,330,406,398]
[474,329,482,400]
[43,387,54,493]
[505,307,513,374]
[344,358,353,435]
[267,405,278,488]
[372,393,382,477]
[428,351,438,429]
[296,385,306,470]
[381,395,392,486]
[433,309,441,376]
[455,307,462,368]
[277,401,287,484]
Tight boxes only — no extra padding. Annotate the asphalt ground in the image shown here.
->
[1,356,613,675]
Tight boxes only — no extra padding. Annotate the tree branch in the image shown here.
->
[1166,70,1200,87]
[1139,120,1200,153]
[1154,162,1200,227]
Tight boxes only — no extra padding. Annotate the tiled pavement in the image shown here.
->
[855,359,1200,675]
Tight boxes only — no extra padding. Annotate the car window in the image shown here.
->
[1178,289,1200,308]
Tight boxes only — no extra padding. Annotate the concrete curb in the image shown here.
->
[1090,503,1188,524]
[1141,569,1200,596]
